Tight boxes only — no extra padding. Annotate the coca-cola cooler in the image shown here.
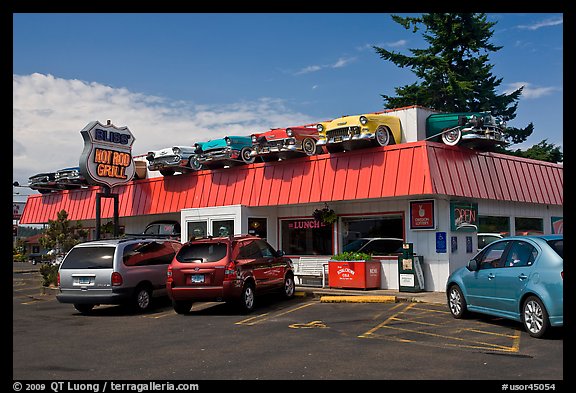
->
[328,260,381,289]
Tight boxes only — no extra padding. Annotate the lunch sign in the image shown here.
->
[79,121,136,188]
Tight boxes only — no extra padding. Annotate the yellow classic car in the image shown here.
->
[316,113,402,153]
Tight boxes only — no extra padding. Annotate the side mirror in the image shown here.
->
[467,259,479,271]
[276,250,285,257]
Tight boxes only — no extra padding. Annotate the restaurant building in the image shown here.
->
[18,107,563,292]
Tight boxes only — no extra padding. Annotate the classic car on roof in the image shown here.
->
[425,111,507,148]
[316,113,402,153]
[146,145,197,176]
[55,167,87,190]
[190,136,256,170]
[250,126,323,162]
[28,171,58,194]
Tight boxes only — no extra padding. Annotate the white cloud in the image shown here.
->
[294,57,356,75]
[13,73,317,183]
[517,17,563,30]
[505,81,562,99]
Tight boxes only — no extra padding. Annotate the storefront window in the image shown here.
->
[213,220,234,237]
[187,221,207,240]
[478,216,510,236]
[248,217,267,239]
[340,215,404,255]
[515,217,543,236]
[280,219,332,255]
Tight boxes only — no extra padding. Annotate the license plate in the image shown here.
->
[334,136,342,142]
[190,274,204,284]
[78,277,92,285]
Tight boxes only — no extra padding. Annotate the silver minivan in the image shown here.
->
[56,237,182,314]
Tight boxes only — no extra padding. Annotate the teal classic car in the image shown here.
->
[190,136,257,170]
[426,112,507,148]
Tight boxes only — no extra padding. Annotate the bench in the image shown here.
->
[293,256,331,287]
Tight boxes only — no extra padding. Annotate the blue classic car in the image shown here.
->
[190,136,256,170]
[446,235,563,338]
[55,167,87,190]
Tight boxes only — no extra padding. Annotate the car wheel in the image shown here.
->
[522,296,550,338]
[447,285,468,319]
[133,286,152,312]
[282,273,295,299]
[302,138,318,156]
[240,147,256,164]
[159,169,175,176]
[441,128,462,146]
[74,304,95,314]
[238,282,255,313]
[39,189,52,194]
[189,157,203,171]
[173,300,193,315]
[374,126,392,147]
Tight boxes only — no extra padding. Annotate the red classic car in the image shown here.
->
[250,126,324,162]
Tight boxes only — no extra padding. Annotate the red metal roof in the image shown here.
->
[19,141,563,224]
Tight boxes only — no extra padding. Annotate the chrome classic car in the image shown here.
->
[146,146,198,176]
[28,171,58,194]
[55,167,87,190]
[316,113,402,153]
[250,126,323,161]
[190,136,256,170]
[426,112,507,148]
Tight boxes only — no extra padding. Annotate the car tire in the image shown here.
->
[132,285,152,312]
[447,285,468,319]
[282,273,295,299]
[159,169,175,177]
[441,128,462,146]
[302,138,318,156]
[522,296,550,338]
[173,300,193,315]
[238,282,256,314]
[189,157,203,171]
[374,126,393,147]
[240,147,256,164]
[74,304,95,314]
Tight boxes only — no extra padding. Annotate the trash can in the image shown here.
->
[398,243,425,292]
[328,259,381,289]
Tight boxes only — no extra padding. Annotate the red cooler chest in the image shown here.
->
[328,260,381,289]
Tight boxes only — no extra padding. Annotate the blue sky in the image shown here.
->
[13,13,563,198]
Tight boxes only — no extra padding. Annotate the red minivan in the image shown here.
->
[166,235,295,314]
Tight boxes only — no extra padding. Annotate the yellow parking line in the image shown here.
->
[359,303,416,337]
[236,301,317,326]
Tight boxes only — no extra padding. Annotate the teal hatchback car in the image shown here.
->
[446,235,563,338]
[190,136,256,170]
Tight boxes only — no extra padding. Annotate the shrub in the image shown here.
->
[330,251,372,261]
[39,264,59,287]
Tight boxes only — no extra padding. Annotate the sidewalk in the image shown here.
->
[295,285,447,305]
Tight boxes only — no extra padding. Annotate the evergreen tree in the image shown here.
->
[39,209,88,255]
[374,13,562,163]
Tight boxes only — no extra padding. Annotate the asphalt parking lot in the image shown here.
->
[12,266,563,381]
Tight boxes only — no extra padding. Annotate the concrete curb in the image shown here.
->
[320,295,397,303]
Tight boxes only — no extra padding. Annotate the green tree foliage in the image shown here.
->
[39,209,88,254]
[374,13,562,163]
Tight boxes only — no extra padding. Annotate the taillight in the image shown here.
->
[224,261,237,281]
[57,272,60,287]
[167,266,173,284]
[111,272,123,286]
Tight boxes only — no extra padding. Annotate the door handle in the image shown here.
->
[518,274,528,280]
[487,273,495,280]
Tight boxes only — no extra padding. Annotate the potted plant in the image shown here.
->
[312,203,337,224]
[328,251,380,290]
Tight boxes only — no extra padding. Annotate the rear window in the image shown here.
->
[176,243,227,263]
[546,239,563,258]
[60,246,115,269]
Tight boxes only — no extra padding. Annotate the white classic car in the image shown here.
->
[145,146,198,176]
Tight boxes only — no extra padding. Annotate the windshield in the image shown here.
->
[343,239,370,252]
[176,243,227,263]
[60,247,115,269]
